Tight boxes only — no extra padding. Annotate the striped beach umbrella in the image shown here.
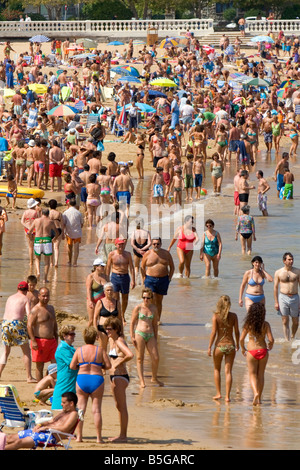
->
[117,76,141,84]
[47,104,78,117]
[29,35,50,43]
[158,38,179,49]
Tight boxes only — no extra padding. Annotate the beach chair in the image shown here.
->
[85,113,99,131]
[37,409,84,450]
[0,384,32,430]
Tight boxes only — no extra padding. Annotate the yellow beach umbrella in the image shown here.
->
[3,88,15,99]
[149,77,177,87]
[158,38,179,49]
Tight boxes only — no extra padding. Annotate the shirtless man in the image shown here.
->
[33,141,46,189]
[0,282,36,383]
[193,154,205,200]
[88,150,102,175]
[49,141,64,192]
[256,170,270,216]
[262,111,274,153]
[74,147,90,173]
[238,170,255,212]
[27,287,58,382]
[274,252,300,341]
[141,237,175,323]
[28,209,59,283]
[95,211,121,259]
[233,168,242,216]
[106,238,135,323]
[113,166,134,216]
[274,152,290,197]
[5,392,78,450]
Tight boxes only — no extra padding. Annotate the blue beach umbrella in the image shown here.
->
[122,102,156,113]
[108,41,124,46]
[111,66,139,77]
[29,35,50,43]
[251,36,274,44]
[117,76,141,84]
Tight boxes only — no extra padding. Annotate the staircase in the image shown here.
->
[194,31,253,48]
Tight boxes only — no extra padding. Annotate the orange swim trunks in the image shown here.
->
[66,236,81,245]
[31,337,58,363]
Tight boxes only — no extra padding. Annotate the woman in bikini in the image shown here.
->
[93,282,122,349]
[130,288,163,388]
[86,259,109,327]
[200,218,222,279]
[104,316,133,443]
[86,173,101,230]
[208,295,240,402]
[49,199,64,268]
[239,256,273,311]
[289,120,298,158]
[240,303,274,405]
[214,124,228,161]
[70,326,111,442]
[168,215,199,278]
[0,200,8,256]
[130,218,151,285]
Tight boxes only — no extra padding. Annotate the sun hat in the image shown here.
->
[28,139,35,147]
[27,198,39,209]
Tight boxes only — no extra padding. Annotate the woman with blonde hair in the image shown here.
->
[208,295,240,402]
[240,303,274,405]
[70,326,111,442]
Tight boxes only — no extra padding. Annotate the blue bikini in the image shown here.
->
[245,272,265,303]
[76,346,104,394]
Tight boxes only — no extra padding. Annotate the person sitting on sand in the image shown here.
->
[33,363,57,405]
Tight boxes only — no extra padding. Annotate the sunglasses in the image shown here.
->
[152,242,160,246]
[67,332,76,336]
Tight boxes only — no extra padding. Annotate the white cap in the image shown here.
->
[93,258,106,267]
[28,139,35,147]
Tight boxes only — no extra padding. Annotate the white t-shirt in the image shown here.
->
[62,207,83,239]
[181,104,194,117]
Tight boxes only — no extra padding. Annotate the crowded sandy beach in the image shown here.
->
[0,25,300,452]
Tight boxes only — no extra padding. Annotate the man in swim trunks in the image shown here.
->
[141,237,175,323]
[113,166,134,216]
[256,170,270,216]
[0,281,36,383]
[274,152,289,197]
[106,238,135,324]
[95,211,121,260]
[5,392,78,449]
[274,252,300,341]
[27,287,58,382]
[262,111,274,153]
[238,170,255,213]
[28,208,59,283]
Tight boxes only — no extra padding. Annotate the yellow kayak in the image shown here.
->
[0,185,45,199]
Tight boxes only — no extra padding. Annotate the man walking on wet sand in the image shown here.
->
[0,282,36,383]
[27,287,58,382]
[274,252,300,341]
[28,208,59,283]
[141,237,175,323]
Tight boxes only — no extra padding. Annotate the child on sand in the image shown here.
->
[6,175,17,209]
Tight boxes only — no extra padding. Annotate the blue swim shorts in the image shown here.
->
[116,191,131,205]
[18,429,57,448]
[194,174,203,188]
[144,275,170,296]
[277,173,284,191]
[80,187,87,203]
[111,272,130,295]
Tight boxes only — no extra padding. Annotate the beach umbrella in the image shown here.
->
[47,104,78,117]
[111,66,139,77]
[123,102,156,113]
[140,90,167,99]
[29,35,50,43]
[76,38,98,49]
[149,77,177,87]
[107,41,124,46]
[118,106,127,125]
[117,76,141,84]
[3,88,15,99]
[72,53,96,60]
[251,36,274,44]
[279,79,296,88]
[233,96,246,105]
[202,45,215,55]
[132,40,146,46]
[244,78,271,87]
[158,38,179,49]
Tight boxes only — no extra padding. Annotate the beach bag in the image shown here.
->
[97,141,105,152]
